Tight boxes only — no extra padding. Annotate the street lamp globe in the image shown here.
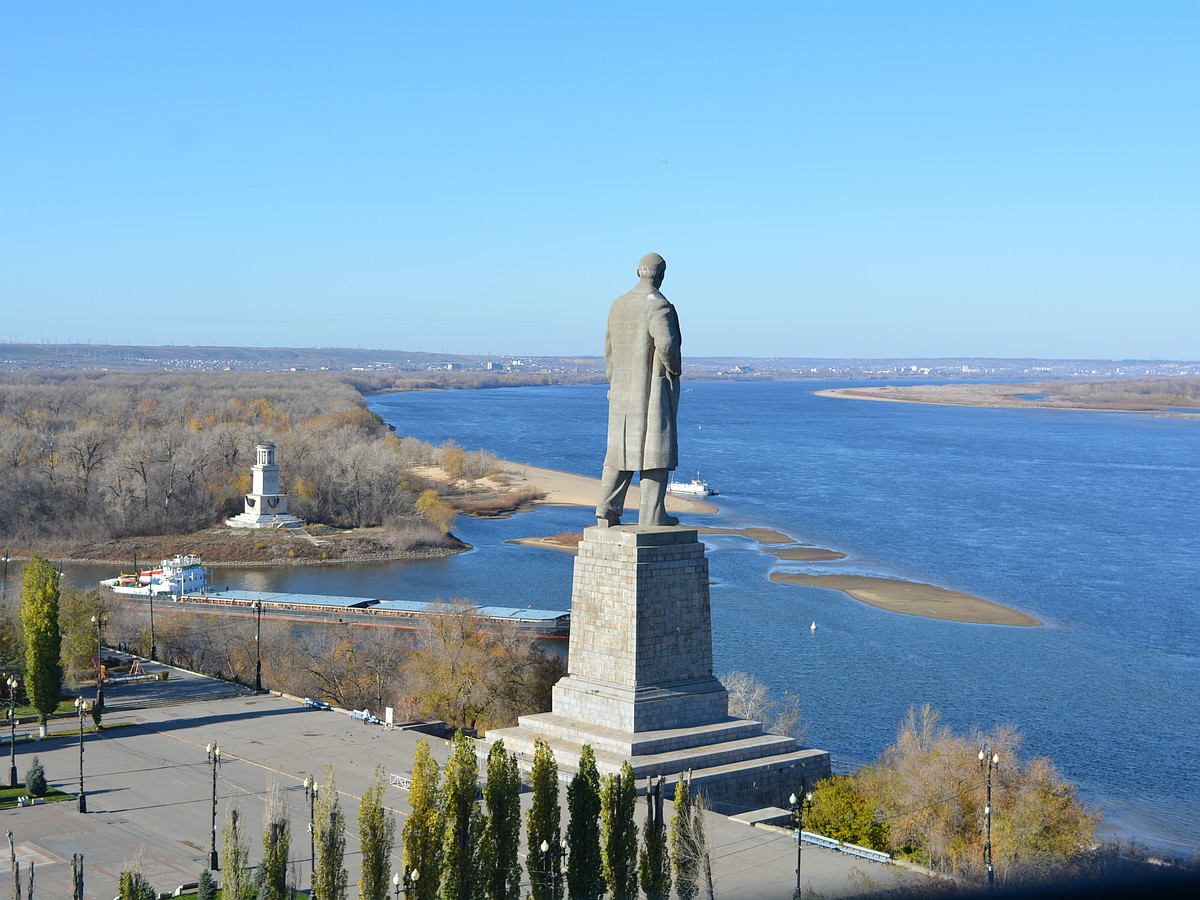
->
[541,840,549,854]
[393,873,401,888]
[411,869,419,884]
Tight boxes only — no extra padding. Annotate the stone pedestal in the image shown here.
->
[487,525,831,812]
[553,526,727,732]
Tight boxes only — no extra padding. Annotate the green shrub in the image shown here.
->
[25,756,46,797]
[118,869,156,900]
[197,869,217,900]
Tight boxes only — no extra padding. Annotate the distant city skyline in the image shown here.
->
[3,2,1197,359]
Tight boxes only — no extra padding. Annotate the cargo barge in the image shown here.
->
[101,557,569,639]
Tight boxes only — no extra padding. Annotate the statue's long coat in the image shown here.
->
[602,284,682,471]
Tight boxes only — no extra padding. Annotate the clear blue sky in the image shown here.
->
[3,2,1197,359]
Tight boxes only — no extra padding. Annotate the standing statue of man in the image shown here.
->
[596,252,682,527]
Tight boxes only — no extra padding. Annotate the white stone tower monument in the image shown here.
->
[226,442,305,529]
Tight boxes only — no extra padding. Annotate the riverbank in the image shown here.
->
[502,462,1040,627]
[19,525,469,569]
[816,383,1200,416]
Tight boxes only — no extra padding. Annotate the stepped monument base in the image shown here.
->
[487,525,830,811]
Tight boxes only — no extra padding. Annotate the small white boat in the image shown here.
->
[101,554,208,596]
[667,473,719,496]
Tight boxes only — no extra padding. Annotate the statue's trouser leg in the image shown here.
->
[597,466,633,525]
[638,469,679,527]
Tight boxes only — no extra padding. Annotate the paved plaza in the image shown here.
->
[0,662,926,898]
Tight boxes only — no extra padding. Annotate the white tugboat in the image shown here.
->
[101,554,209,596]
[667,472,719,496]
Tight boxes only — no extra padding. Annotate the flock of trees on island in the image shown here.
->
[0,370,514,551]
[1049,377,1200,410]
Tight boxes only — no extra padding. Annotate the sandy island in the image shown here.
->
[815,383,1200,417]
[770,573,1041,626]
[506,461,1039,626]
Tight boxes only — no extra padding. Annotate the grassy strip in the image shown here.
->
[0,784,73,809]
[43,721,135,740]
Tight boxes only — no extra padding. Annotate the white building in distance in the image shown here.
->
[226,442,306,529]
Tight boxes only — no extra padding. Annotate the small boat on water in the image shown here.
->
[101,554,209,596]
[667,473,719,496]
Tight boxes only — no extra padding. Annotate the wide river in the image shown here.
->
[72,380,1200,853]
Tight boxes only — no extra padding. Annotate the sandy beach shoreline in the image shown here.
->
[816,384,1200,417]
[503,460,1039,626]
[497,460,719,516]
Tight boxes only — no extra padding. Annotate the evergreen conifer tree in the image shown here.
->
[24,757,47,797]
[482,740,521,900]
[566,745,604,900]
[600,761,638,900]
[526,739,562,900]
[314,765,348,900]
[359,765,397,900]
[197,869,217,900]
[402,738,444,900]
[671,774,699,900]
[20,558,62,730]
[117,869,155,900]
[440,731,485,900]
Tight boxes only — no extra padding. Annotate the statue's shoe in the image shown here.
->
[643,514,679,527]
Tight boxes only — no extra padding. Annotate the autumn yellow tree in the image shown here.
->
[405,599,564,732]
[813,705,1100,885]
[416,489,457,534]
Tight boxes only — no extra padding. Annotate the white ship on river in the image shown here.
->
[100,554,209,596]
[667,473,719,496]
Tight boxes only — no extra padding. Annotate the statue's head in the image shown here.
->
[637,253,666,289]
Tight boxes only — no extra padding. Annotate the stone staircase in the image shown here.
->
[487,711,830,810]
